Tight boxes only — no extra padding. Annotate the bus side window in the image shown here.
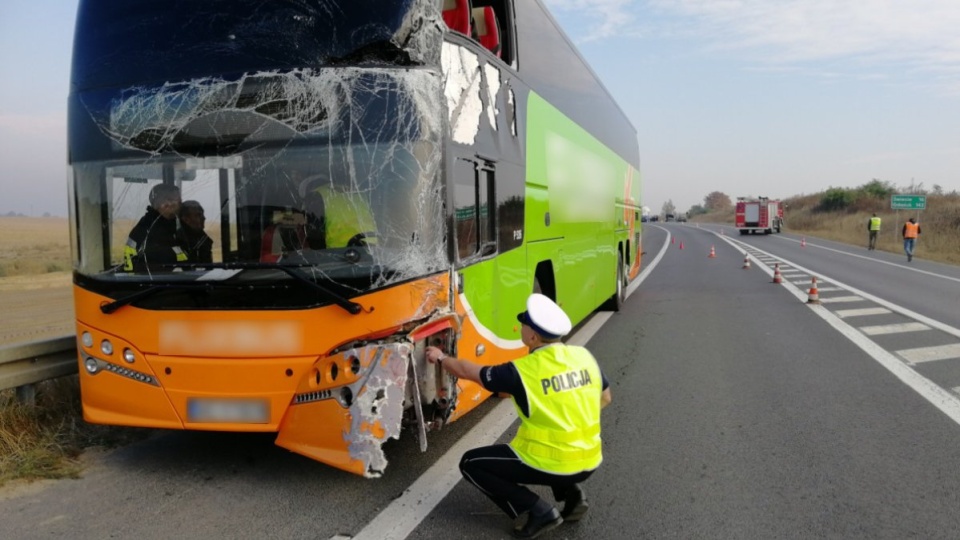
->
[442,0,472,36]
[472,7,501,57]
[454,159,496,260]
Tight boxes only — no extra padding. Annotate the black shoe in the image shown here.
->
[560,489,589,522]
[513,507,562,539]
[908,254,913,262]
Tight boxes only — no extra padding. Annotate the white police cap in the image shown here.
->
[516,293,572,339]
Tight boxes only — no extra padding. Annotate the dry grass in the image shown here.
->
[0,217,72,277]
[0,378,150,487]
[780,192,960,264]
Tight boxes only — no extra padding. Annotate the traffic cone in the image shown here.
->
[742,256,751,269]
[671,237,675,245]
[708,246,716,258]
[806,277,820,304]
[772,263,783,284]
[801,237,807,248]
[679,242,684,250]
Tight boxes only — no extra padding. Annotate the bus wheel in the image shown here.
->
[602,257,626,312]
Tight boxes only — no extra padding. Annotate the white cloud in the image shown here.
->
[655,1,960,86]
[545,0,641,42]
[552,0,960,91]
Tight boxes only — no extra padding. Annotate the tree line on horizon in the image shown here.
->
[683,179,960,218]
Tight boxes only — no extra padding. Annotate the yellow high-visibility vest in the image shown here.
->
[869,217,882,231]
[509,343,603,474]
[314,186,376,247]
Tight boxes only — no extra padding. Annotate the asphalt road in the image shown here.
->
[5,225,960,539]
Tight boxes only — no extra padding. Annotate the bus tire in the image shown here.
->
[602,255,626,312]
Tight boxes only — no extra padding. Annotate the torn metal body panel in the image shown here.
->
[276,310,462,478]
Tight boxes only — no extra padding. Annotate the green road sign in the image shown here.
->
[891,194,926,210]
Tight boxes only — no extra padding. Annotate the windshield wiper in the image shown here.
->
[101,263,363,315]
[100,283,205,314]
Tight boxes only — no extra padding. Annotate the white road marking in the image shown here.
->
[819,296,865,303]
[897,344,960,365]
[836,307,891,318]
[817,287,842,292]
[717,236,960,431]
[859,322,931,336]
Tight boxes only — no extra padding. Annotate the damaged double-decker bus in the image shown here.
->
[67,0,641,477]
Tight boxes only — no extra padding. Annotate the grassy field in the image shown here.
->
[0,217,72,278]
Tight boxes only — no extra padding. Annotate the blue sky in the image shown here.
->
[1,0,958,216]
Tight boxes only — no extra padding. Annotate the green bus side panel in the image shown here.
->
[524,92,639,325]
[459,93,641,341]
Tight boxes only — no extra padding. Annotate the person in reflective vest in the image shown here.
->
[299,175,377,249]
[425,293,612,538]
[867,213,882,251]
[123,184,188,272]
[902,217,921,262]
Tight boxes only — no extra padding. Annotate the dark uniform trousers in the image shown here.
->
[459,444,594,519]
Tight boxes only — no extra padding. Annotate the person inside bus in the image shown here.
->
[298,174,377,249]
[178,200,213,264]
[424,294,612,539]
[260,206,308,263]
[123,183,188,272]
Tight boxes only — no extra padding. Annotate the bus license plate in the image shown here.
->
[187,398,269,424]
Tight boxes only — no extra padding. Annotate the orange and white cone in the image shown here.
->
[801,237,807,248]
[679,242,685,250]
[742,256,751,269]
[807,277,820,304]
[671,236,675,245]
[772,263,783,284]
[708,245,716,258]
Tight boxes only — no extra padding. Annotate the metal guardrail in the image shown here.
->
[0,336,78,404]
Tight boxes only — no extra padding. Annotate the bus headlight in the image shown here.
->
[81,332,93,348]
[100,340,113,356]
[123,348,136,363]
[84,357,100,374]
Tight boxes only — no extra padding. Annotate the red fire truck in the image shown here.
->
[735,197,784,235]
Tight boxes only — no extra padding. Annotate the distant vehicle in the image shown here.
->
[676,214,687,223]
[664,213,676,222]
[735,197,783,234]
[650,215,660,222]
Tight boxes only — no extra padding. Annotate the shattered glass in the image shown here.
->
[69,0,450,298]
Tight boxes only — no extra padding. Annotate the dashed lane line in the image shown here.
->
[859,322,931,336]
[836,307,892,318]
[819,296,866,303]
[897,344,960,365]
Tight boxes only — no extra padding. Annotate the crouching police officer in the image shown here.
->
[425,293,612,539]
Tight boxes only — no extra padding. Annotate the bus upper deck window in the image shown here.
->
[443,0,472,36]
[472,7,501,57]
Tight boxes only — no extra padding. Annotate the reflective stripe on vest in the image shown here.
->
[904,222,919,238]
[869,217,881,231]
[509,343,603,474]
